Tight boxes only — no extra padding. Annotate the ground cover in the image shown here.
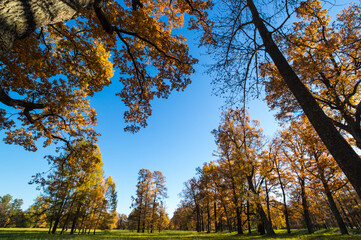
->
[1,229,361,240]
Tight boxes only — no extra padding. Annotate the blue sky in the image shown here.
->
[0,48,278,217]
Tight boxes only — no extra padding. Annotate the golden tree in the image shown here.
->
[0,0,212,152]
[206,0,361,197]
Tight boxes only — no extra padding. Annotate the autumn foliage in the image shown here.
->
[174,109,361,235]
[0,0,212,152]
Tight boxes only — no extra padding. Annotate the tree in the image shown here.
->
[130,169,168,233]
[207,0,361,197]
[0,194,25,228]
[131,168,152,232]
[30,141,117,234]
[170,204,195,230]
[213,108,275,235]
[263,2,361,150]
[212,131,246,234]
[278,121,314,233]
[116,213,128,229]
[150,170,167,233]
[292,117,349,234]
[180,177,203,232]
[267,140,292,234]
[0,0,212,153]
[27,196,49,228]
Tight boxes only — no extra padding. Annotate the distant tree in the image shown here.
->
[180,177,203,232]
[27,195,49,228]
[131,168,167,233]
[212,117,246,234]
[150,171,167,233]
[116,213,128,230]
[30,141,117,234]
[157,203,169,232]
[131,168,152,233]
[267,140,292,234]
[0,194,25,227]
[213,108,275,235]
[278,121,314,234]
[170,205,194,230]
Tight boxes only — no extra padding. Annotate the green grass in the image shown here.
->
[1,228,361,240]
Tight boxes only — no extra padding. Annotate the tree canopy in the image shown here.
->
[0,0,212,151]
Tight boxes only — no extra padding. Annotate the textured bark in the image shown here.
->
[0,0,94,56]
[247,0,361,198]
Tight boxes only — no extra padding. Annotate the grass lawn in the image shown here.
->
[1,228,361,239]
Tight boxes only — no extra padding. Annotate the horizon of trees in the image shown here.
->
[0,168,171,234]
[172,108,361,235]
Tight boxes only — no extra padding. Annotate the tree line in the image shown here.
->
[0,142,118,234]
[172,109,361,235]
[0,167,172,234]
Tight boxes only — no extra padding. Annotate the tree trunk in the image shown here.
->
[221,199,232,232]
[339,199,354,229]
[300,179,314,234]
[276,166,291,234]
[214,202,218,232]
[247,176,275,235]
[319,177,348,234]
[247,0,361,199]
[0,0,95,56]
[137,200,142,233]
[51,196,68,234]
[48,214,54,234]
[70,203,82,234]
[195,204,201,232]
[230,177,243,234]
[201,210,204,232]
[265,180,272,226]
[61,194,78,235]
[235,205,243,234]
[207,202,211,233]
[247,200,252,234]
[150,195,157,233]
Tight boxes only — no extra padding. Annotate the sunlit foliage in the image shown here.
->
[0,0,212,152]
[30,142,117,234]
